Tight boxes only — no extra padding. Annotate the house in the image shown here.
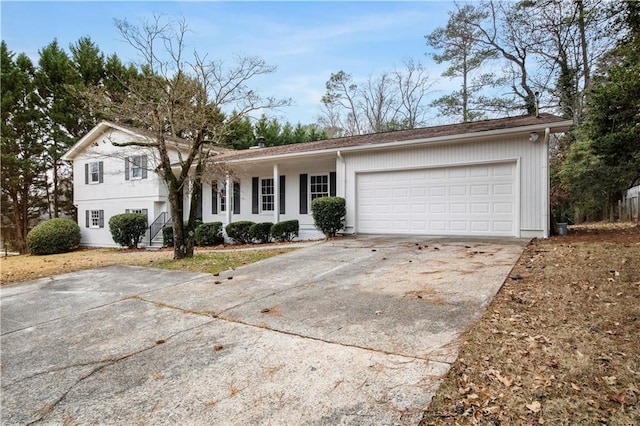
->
[62,113,572,247]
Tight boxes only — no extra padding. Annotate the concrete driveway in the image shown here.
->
[1,236,527,425]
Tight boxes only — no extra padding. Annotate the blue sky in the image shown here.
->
[1,1,456,125]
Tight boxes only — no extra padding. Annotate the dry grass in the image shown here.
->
[0,246,295,285]
[422,222,640,425]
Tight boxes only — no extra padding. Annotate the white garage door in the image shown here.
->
[357,162,517,236]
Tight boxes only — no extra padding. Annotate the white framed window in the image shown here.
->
[219,182,227,212]
[125,155,147,180]
[90,162,100,183]
[310,174,329,202]
[261,178,274,211]
[125,208,148,217]
[86,210,104,229]
[131,156,144,179]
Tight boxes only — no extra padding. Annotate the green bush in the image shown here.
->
[311,196,346,238]
[270,220,299,242]
[27,218,81,255]
[109,213,148,249]
[225,221,255,244]
[195,222,224,246]
[249,222,273,244]
[162,225,174,247]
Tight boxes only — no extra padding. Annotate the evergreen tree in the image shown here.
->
[1,41,49,253]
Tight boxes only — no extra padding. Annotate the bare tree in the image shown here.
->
[90,16,289,259]
[318,61,435,136]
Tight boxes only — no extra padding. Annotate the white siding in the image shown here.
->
[204,158,337,240]
[72,129,171,247]
[342,134,546,236]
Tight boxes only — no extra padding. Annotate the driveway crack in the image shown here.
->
[13,321,214,425]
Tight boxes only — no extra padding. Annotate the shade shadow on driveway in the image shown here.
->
[1,236,527,425]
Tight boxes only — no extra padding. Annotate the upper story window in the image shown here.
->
[310,174,329,201]
[125,155,147,180]
[85,161,103,184]
[261,178,274,212]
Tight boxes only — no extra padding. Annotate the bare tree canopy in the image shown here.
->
[318,59,435,136]
[88,15,290,259]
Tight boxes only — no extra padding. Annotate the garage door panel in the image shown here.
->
[357,163,517,237]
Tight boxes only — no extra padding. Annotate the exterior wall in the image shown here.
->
[203,158,337,240]
[341,134,546,237]
[72,129,170,247]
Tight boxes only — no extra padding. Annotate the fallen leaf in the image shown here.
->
[571,383,581,391]
[526,400,542,413]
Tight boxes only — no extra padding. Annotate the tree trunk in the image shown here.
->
[168,180,188,260]
[52,159,59,218]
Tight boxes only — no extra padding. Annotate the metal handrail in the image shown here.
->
[148,212,172,245]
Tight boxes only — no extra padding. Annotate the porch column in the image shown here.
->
[225,174,232,225]
[273,163,280,224]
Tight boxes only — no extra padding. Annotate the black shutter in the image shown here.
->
[85,210,90,227]
[85,164,89,184]
[124,157,130,180]
[141,156,148,179]
[233,182,240,214]
[212,181,218,214]
[279,175,286,215]
[99,210,104,228]
[299,174,308,214]
[252,177,259,214]
[329,172,336,196]
[98,161,104,183]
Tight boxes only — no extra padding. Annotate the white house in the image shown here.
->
[62,113,572,247]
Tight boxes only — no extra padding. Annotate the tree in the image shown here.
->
[1,41,49,253]
[425,4,508,122]
[558,0,639,220]
[88,16,289,259]
[319,60,435,136]
[36,40,84,219]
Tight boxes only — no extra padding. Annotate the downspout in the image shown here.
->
[542,127,551,238]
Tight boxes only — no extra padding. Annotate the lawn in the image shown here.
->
[421,222,640,425]
[0,246,296,285]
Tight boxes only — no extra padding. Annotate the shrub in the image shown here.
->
[270,220,299,242]
[249,222,273,244]
[311,196,346,238]
[195,222,224,246]
[225,221,255,244]
[162,225,174,247]
[27,218,81,255]
[109,213,148,249]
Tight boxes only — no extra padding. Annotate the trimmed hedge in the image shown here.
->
[249,222,273,244]
[27,218,81,255]
[109,213,148,249]
[162,221,202,247]
[195,222,224,246]
[162,225,174,247]
[311,196,346,238]
[225,221,255,244]
[270,220,299,242]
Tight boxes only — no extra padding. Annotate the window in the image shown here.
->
[85,161,103,184]
[219,182,227,212]
[86,210,104,229]
[90,162,100,183]
[261,178,274,211]
[131,156,144,179]
[125,156,147,180]
[126,208,148,217]
[310,175,329,201]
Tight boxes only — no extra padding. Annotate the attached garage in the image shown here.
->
[357,162,517,237]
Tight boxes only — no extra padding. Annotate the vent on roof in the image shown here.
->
[250,136,266,149]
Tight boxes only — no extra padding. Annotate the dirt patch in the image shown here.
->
[421,222,640,425]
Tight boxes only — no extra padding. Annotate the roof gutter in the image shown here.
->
[220,120,573,164]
